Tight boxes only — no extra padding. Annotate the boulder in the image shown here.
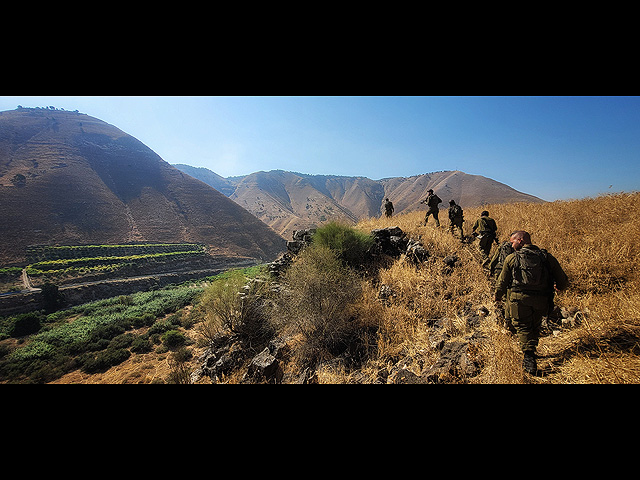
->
[423,331,487,383]
[247,347,280,381]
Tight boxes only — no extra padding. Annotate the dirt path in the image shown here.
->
[21,268,40,292]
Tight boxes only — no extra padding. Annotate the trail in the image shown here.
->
[21,268,40,293]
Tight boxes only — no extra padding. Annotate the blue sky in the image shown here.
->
[1,96,639,201]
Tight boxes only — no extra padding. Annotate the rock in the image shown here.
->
[406,239,429,264]
[247,347,280,381]
[443,255,458,267]
[423,331,487,383]
[378,284,395,304]
[391,368,427,384]
[269,252,293,277]
[442,254,459,274]
[371,227,409,258]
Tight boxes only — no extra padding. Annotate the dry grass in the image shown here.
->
[187,191,640,383]
[335,192,640,383]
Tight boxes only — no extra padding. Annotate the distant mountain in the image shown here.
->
[0,108,285,264]
[174,166,545,239]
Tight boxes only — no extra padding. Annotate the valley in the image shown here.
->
[174,166,545,240]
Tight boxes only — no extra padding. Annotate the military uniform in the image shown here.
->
[472,213,498,266]
[448,201,464,239]
[423,191,442,226]
[489,241,515,329]
[495,244,569,373]
[384,199,394,218]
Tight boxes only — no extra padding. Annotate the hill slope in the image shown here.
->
[0,108,285,264]
[175,166,544,238]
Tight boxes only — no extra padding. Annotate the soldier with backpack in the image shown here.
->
[421,189,442,227]
[494,230,569,375]
[447,200,464,239]
[472,210,498,267]
[384,198,394,218]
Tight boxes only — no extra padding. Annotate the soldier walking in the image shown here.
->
[489,239,516,331]
[494,230,569,374]
[384,198,394,218]
[472,210,498,267]
[421,189,442,227]
[447,200,464,239]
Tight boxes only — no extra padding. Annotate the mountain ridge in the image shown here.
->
[0,108,286,265]
[174,165,545,238]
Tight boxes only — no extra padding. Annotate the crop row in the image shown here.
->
[26,250,206,275]
[26,243,205,262]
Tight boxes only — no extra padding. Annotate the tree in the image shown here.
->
[41,282,64,314]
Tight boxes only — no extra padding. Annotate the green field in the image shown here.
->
[23,243,207,285]
[0,265,264,383]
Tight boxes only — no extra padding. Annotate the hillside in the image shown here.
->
[5,192,635,384]
[174,166,544,239]
[0,108,285,265]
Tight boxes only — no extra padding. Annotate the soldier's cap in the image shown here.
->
[449,199,456,204]
[427,189,433,193]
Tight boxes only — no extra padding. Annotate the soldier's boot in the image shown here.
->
[523,351,537,375]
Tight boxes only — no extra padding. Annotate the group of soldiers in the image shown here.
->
[383,190,569,375]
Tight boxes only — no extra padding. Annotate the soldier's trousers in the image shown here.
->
[478,234,495,267]
[508,291,548,353]
[449,219,463,238]
[425,209,440,227]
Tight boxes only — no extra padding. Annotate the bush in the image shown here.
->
[130,336,152,353]
[312,221,374,269]
[81,348,131,373]
[270,244,363,365]
[8,312,42,337]
[199,270,272,343]
[161,330,186,349]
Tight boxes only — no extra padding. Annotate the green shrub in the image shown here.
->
[199,270,272,342]
[270,243,363,365]
[312,221,374,269]
[81,348,130,373]
[161,330,186,349]
[8,312,42,337]
[148,318,175,336]
[130,336,152,353]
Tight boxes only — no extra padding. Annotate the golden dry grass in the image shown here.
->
[340,191,640,384]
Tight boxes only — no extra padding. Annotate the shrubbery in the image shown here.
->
[312,221,374,269]
[270,243,364,365]
[198,269,272,344]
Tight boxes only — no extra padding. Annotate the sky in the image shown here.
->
[1,95,639,202]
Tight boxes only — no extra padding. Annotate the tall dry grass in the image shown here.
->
[348,191,640,383]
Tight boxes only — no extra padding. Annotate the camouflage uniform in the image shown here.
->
[489,241,515,329]
[495,244,569,372]
[447,200,464,239]
[384,198,394,218]
[472,212,498,266]
[423,191,442,226]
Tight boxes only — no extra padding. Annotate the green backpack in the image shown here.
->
[512,248,551,294]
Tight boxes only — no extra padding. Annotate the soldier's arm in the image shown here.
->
[495,254,514,301]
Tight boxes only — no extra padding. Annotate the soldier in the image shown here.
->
[489,239,515,331]
[494,230,569,374]
[472,210,498,267]
[489,239,515,281]
[421,189,442,227]
[447,200,464,239]
[384,198,394,218]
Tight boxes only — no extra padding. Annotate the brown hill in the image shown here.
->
[176,166,544,239]
[0,108,285,265]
